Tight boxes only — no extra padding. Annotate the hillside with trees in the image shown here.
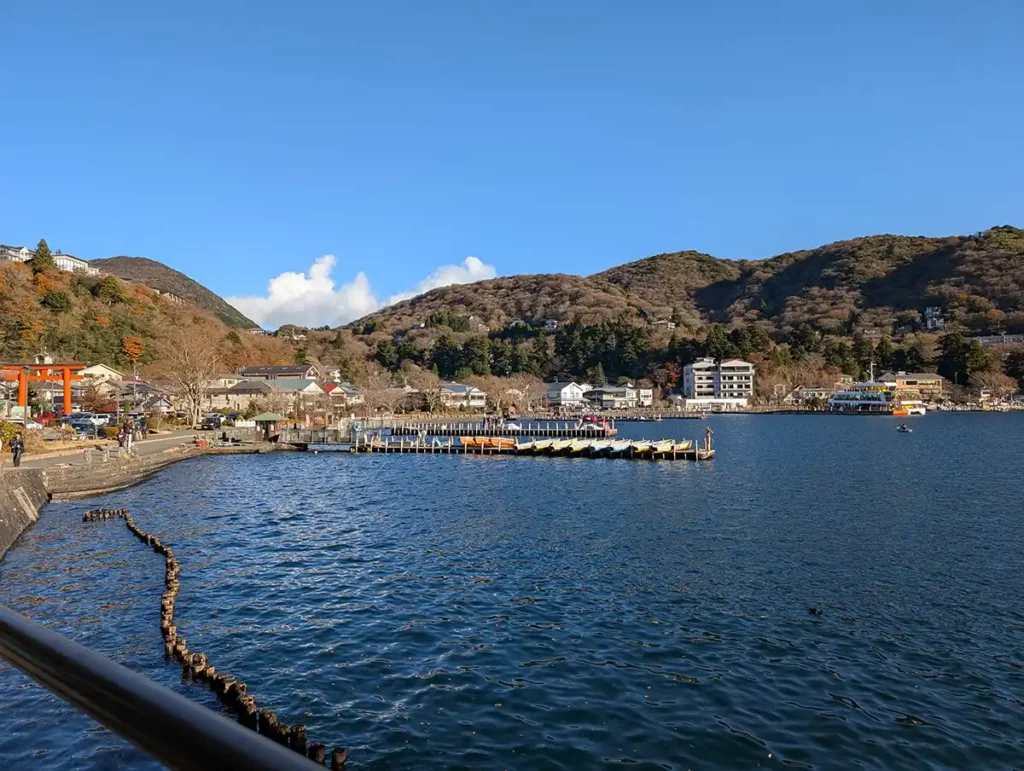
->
[356,226,1024,338]
[90,256,259,329]
[0,249,291,376]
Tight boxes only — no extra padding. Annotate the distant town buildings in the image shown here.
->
[682,357,756,408]
[968,333,1024,348]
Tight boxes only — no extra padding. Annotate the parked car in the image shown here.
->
[201,414,224,430]
[4,417,44,430]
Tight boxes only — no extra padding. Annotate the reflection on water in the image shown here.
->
[2,414,1024,769]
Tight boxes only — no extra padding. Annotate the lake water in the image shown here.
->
[1,414,1023,769]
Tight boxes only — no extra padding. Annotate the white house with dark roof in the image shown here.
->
[440,382,486,409]
[0,245,34,263]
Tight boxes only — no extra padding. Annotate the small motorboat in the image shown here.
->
[897,424,913,433]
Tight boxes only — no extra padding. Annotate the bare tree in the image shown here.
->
[162,328,219,426]
[356,363,394,416]
[407,367,445,414]
[969,371,1019,400]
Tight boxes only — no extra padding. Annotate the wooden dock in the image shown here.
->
[390,421,617,438]
[320,435,716,461]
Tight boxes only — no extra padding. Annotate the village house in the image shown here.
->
[543,381,591,409]
[80,364,125,385]
[238,364,320,381]
[783,385,834,405]
[582,383,652,410]
[544,319,559,332]
[53,252,100,276]
[324,382,364,408]
[440,382,487,410]
[204,380,274,412]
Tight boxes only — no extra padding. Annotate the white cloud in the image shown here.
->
[226,254,496,329]
[385,256,496,305]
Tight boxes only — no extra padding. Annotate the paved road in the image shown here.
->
[16,431,203,470]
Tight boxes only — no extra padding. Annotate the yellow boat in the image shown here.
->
[550,438,573,453]
[569,439,593,454]
[673,440,693,452]
[531,439,554,453]
[516,439,535,452]
[487,437,515,449]
[651,439,675,456]
[587,439,612,454]
[460,436,486,449]
[630,440,653,455]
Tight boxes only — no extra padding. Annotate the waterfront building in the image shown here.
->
[582,383,652,410]
[238,364,320,381]
[204,380,274,411]
[878,371,947,401]
[440,382,487,410]
[682,358,717,398]
[324,382,364,408]
[683,357,756,406]
[544,381,589,409]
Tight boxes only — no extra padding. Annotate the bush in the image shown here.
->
[100,426,120,439]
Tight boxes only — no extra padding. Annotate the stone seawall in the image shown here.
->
[0,470,49,559]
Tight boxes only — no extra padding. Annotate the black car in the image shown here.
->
[201,415,224,430]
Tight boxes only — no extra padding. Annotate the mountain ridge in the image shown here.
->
[348,226,1024,337]
[90,256,259,330]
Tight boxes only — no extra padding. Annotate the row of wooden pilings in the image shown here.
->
[83,508,347,769]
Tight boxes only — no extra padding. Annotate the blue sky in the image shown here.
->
[2,1,1022,327]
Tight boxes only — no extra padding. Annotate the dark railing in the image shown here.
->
[0,604,322,770]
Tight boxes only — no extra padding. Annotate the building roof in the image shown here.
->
[270,379,324,393]
[719,358,754,366]
[220,381,273,395]
[251,412,286,422]
[442,382,483,394]
[239,364,317,376]
[878,371,946,381]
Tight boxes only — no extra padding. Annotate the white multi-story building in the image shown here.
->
[0,245,34,263]
[682,358,717,398]
[715,359,755,399]
[54,253,100,276]
[682,357,756,408]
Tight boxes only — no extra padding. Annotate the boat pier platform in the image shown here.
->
[390,420,617,438]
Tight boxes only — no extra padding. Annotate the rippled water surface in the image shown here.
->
[2,414,1023,769]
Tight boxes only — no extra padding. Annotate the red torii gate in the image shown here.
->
[1,363,86,416]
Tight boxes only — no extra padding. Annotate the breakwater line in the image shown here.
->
[81,507,348,769]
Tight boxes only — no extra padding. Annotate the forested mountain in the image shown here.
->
[356,226,1024,337]
[90,256,259,329]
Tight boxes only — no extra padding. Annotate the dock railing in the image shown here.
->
[0,604,322,771]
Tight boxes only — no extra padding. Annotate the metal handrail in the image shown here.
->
[0,604,322,770]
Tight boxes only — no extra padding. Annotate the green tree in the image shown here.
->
[375,339,398,369]
[586,362,606,385]
[430,334,463,379]
[704,325,737,361]
[874,336,895,371]
[490,337,513,376]
[41,290,71,313]
[92,275,125,304]
[294,347,309,365]
[851,333,873,376]
[395,338,424,365]
[30,239,55,273]
[463,336,490,376]
[1004,347,1024,388]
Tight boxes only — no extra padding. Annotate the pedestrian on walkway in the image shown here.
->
[9,431,25,468]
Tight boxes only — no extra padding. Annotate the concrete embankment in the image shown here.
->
[0,470,50,559]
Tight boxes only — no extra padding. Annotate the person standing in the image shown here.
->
[9,431,25,467]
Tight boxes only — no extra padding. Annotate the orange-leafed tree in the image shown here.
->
[122,336,145,364]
